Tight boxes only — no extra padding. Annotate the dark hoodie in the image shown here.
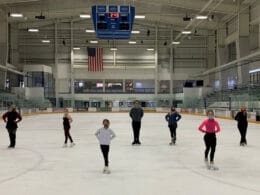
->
[2,110,22,130]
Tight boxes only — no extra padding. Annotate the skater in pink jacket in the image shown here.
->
[198,110,221,170]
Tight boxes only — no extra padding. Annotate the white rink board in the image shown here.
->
[0,113,260,195]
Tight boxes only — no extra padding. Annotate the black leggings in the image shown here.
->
[7,128,17,147]
[64,127,73,144]
[204,133,216,162]
[132,121,141,142]
[168,124,177,139]
[238,124,247,144]
[100,145,110,166]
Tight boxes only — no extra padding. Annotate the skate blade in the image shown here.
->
[103,170,111,174]
[208,166,219,171]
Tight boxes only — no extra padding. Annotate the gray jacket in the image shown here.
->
[95,127,116,145]
[129,107,144,122]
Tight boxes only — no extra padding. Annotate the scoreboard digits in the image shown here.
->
[92,5,135,39]
[108,13,119,18]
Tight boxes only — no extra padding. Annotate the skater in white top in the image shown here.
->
[95,119,116,174]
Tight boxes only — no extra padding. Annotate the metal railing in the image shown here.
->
[74,88,155,94]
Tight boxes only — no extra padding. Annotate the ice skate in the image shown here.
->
[204,158,210,169]
[70,142,75,147]
[103,166,110,174]
[63,143,68,148]
[209,162,219,171]
[173,137,176,145]
[169,138,175,145]
[7,146,15,149]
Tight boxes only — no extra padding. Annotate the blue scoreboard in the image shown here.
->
[92,5,135,39]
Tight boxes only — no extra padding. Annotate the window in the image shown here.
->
[250,72,260,84]
[105,80,123,93]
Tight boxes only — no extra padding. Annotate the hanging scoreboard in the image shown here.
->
[92,5,135,39]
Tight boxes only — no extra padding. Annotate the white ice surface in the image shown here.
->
[0,113,260,195]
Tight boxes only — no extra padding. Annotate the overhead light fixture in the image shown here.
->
[10,13,23,18]
[147,48,154,51]
[249,68,260,74]
[80,14,91,18]
[128,41,137,44]
[182,30,192,34]
[73,47,81,50]
[196,15,208,20]
[110,48,117,51]
[41,40,50,43]
[90,40,98,44]
[131,30,140,34]
[28,28,39,32]
[86,30,95,33]
[172,41,180,45]
[135,15,145,19]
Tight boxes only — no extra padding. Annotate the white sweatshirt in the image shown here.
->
[95,127,116,145]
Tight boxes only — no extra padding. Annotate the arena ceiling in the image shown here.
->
[0,0,256,31]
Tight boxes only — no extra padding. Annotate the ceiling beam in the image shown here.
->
[0,0,39,5]
[134,0,236,15]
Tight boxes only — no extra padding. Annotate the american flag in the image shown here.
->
[87,47,103,72]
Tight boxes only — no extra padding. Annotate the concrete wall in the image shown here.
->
[12,87,44,100]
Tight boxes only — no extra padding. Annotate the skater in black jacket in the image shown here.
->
[2,105,22,148]
[235,106,248,146]
[129,100,143,145]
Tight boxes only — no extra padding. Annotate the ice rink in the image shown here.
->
[0,112,260,195]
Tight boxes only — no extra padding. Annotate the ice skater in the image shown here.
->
[165,107,182,145]
[235,106,248,146]
[63,108,75,147]
[95,119,116,174]
[2,105,22,148]
[198,110,221,170]
[129,100,144,145]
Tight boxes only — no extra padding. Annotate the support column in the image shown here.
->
[9,23,20,66]
[216,24,227,90]
[154,26,158,95]
[170,28,173,95]
[207,32,216,69]
[216,25,228,66]
[259,25,260,49]
[123,79,126,93]
[102,79,105,93]
[207,30,217,88]
[236,5,250,85]
[0,9,8,65]
[0,9,8,90]
[113,50,116,67]
[70,21,75,108]
[216,33,221,90]
[54,22,59,107]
